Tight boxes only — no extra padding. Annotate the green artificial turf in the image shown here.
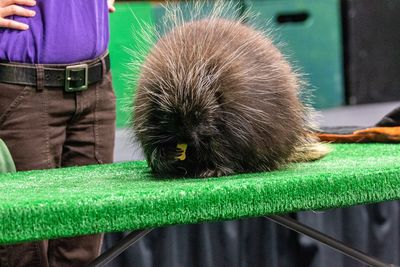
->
[1,144,400,244]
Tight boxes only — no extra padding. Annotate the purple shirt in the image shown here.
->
[0,0,109,64]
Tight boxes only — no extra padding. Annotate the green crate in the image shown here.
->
[244,0,345,109]
[109,2,154,128]
[152,1,245,35]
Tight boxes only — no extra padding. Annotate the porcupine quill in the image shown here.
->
[131,1,329,178]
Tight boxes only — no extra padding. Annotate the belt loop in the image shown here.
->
[100,54,107,78]
[35,64,45,92]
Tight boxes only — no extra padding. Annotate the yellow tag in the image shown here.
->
[176,143,188,161]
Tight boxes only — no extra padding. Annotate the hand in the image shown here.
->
[0,0,36,30]
[107,0,115,13]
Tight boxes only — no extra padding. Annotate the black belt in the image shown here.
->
[0,54,110,92]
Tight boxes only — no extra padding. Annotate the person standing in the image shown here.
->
[0,0,116,266]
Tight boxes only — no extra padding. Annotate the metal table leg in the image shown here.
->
[87,229,153,267]
[266,215,398,267]
[87,215,399,267]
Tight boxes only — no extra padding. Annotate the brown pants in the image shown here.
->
[0,61,116,266]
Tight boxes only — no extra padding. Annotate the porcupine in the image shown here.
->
[132,1,329,178]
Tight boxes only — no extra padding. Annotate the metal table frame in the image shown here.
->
[87,215,398,267]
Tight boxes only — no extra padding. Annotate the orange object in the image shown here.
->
[318,126,400,143]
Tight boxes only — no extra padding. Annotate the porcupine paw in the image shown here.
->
[159,147,182,163]
[198,167,233,178]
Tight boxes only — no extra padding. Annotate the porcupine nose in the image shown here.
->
[177,132,198,146]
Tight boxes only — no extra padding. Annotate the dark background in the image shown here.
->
[343,0,400,104]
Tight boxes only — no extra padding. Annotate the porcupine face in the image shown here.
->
[135,73,225,177]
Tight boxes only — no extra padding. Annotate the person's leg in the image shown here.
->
[1,242,49,267]
[0,80,72,267]
[48,72,116,267]
[47,234,104,267]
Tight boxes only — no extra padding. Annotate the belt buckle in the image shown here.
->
[65,64,89,92]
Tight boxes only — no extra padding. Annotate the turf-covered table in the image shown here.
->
[0,143,399,245]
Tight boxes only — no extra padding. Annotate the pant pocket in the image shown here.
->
[0,83,32,128]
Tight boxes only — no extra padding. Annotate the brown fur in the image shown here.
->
[133,15,328,178]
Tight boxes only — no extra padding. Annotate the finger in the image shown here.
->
[0,18,29,30]
[0,5,36,17]
[107,0,115,13]
[0,0,36,8]
[108,5,116,13]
